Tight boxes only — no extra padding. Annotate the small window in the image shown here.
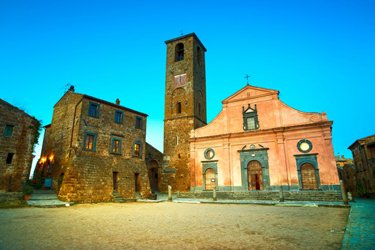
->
[135,116,143,129]
[114,110,123,124]
[243,104,259,131]
[177,102,182,114]
[111,138,122,154]
[88,102,99,118]
[175,43,184,61]
[4,125,14,137]
[246,117,256,130]
[6,153,14,164]
[84,132,97,151]
[133,142,141,157]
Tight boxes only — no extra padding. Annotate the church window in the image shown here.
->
[135,116,143,129]
[3,125,14,137]
[114,110,124,124]
[175,43,184,61]
[6,153,14,164]
[111,137,122,154]
[88,102,100,118]
[177,102,182,114]
[84,132,97,151]
[243,104,259,131]
[204,148,215,160]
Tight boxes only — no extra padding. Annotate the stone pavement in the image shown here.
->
[341,198,375,250]
[27,189,71,207]
[137,192,348,207]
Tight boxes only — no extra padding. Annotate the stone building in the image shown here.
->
[335,155,356,195]
[0,99,40,192]
[162,33,341,200]
[349,135,375,197]
[34,87,153,202]
[162,33,207,192]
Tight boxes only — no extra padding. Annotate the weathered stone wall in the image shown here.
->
[163,33,207,192]
[0,99,40,192]
[38,90,151,203]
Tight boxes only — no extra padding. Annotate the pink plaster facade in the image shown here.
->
[189,85,340,191]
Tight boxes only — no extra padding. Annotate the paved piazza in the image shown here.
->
[0,203,348,249]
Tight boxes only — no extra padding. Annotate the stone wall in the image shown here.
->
[0,99,40,192]
[163,33,207,192]
[36,90,151,203]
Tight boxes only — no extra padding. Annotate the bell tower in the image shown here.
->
[163,33,207,191]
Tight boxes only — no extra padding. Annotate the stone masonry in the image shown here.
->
[162,33,207,192]
[0,99,40,192]
[34,88,152,202]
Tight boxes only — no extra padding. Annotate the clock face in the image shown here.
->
[297,139,313,153]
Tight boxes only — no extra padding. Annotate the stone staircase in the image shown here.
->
[27,189,71,207]
[112,191,136,203]
[178,190,343,202]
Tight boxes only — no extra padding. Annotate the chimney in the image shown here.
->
[115,98,120,105]
[68,85,75,92]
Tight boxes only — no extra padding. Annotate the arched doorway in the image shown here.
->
[204,168,215,190]
[148,160,159,193]
[248,160,263,190]
[301,163,317,190]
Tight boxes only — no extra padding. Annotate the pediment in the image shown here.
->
[222,85,279,104]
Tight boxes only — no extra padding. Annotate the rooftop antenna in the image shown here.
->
[245,74,251,85]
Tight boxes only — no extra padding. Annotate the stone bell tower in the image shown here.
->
[163,33,207,191]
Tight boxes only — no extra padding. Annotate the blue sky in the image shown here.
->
[1,0,374,172]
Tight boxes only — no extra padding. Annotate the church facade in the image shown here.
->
[162,33,341,198]
[189,85,340,192]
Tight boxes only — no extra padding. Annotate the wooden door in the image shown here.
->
[113,172,118,191]
[205,168,215,190]
[135,173,141,192]
[248,160,263,190]
[301,163,317,189]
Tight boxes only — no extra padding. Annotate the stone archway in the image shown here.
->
[148,160,159,192]
[247,160,263,190]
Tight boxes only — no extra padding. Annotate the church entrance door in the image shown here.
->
[248,160,263,190]
[301,163,317,190]
[205,168,215,190]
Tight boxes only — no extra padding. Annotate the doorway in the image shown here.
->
[204,168,216,190]
[135,173,141,192]
[248,160,263,190]
[113,172,118,191]
[301,163,317,190]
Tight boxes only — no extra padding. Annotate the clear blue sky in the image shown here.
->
[1,0,374,172]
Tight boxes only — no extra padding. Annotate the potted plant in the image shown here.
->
[22,182,34,201]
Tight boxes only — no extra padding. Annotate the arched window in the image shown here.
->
[177,102,182,114]
[175,43,184,61]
